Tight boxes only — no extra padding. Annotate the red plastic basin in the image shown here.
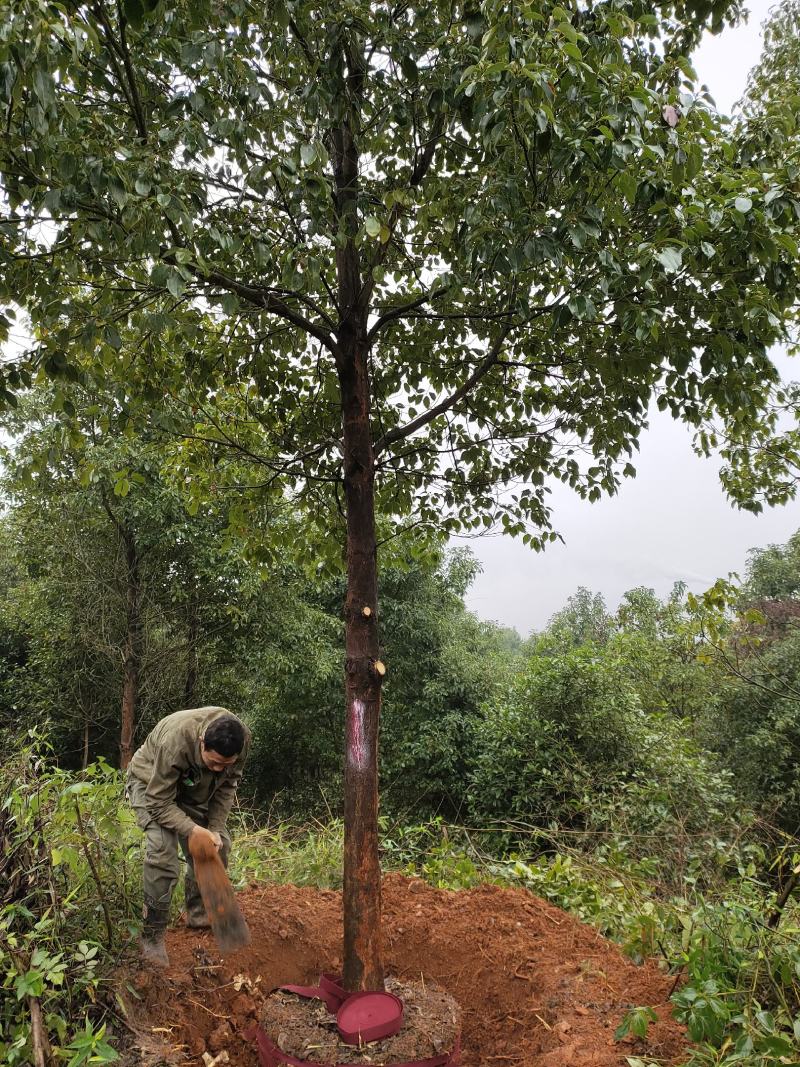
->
[336,991,404,1045]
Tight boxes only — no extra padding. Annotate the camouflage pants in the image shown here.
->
[125,773,232,912]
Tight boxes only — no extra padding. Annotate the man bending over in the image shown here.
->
[126,706,251,966]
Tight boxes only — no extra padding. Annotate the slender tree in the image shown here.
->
[0,383,264,763]
[1,0,798,989]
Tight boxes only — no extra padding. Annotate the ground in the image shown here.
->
[118,873,689,1067]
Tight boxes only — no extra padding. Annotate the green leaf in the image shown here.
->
[167,271,186,298]
[364,216,382,238]
[123,0,145,27]
[300,143,317,166]
[734,196,753,214]
[58,155,77,180]
[654,246,683,272]
[15,970,44,999]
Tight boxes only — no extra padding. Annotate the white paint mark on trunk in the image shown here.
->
[348,697,368,770]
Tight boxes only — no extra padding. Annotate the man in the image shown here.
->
[126,706,251,966]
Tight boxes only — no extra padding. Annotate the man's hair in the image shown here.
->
[204,715,246,757]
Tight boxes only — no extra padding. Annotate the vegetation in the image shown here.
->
[5,518,800,1064]
[2,0,799,988]
[1,0,799,1061]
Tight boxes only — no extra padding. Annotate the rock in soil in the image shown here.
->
[207,1024,233,1054]
[116,873,690,1067]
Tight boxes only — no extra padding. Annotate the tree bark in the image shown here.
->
[768,866,800,929]
[119,527,142,769]
[28,996,53,1067]
[184,589,199,708]
[82,714,89,770]
[331,39,384,991]
[338,333,384,991]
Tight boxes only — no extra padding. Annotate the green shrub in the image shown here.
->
[0,738,139,1066]
[467,646,738,857]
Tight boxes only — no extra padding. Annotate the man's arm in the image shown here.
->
[144,745,197,837]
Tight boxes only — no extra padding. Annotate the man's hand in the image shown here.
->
[190,825,222,851]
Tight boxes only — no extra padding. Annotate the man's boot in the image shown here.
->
[183,879,211,929]
[139,901,170,967]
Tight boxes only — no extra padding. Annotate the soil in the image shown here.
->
[189,835,251,953]
[117,873,689,1067]
[259,976,461,1064]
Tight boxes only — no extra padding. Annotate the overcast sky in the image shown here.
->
[458,0,800,636]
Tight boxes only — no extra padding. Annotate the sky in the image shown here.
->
[458,0,800,636]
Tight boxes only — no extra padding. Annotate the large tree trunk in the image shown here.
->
[338,334,384,991]
[119,528,142,769]
[331,41,384,990]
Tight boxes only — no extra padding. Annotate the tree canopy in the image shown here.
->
[1,0,797,530]
[2,0,799,989]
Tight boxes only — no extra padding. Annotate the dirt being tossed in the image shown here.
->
[119,873,689,1067]
[188,834,251,953]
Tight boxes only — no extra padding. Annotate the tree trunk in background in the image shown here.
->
[119,527,142,769]
[184,589,199,708]
[82,716,89,770]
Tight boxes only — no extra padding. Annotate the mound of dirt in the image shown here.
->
[118,873,688,1067]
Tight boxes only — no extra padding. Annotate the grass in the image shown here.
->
[5,749,800,1067]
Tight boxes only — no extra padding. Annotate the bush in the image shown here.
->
[0,737,138,1066]
[710,627,800,831]
[467,643,741,877]
[469,646,646,826]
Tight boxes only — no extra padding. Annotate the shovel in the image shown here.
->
[189,834,251,952]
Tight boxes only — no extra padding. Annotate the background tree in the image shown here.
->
[2,0,799,988]
[697,531,800,829]
[0,383,280,765]
[539,587,613,649]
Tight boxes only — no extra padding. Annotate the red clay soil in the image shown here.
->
[119,873,689,1067]
[189,835,251,953]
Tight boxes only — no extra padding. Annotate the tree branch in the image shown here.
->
[360,112,447,311]
[373,323,513,455]
[73,797,114,949]
[367,287,448,343]
[172,258,338,353]
[410,113,445,188]
[90,1,147,142]
[114,0,147,142]
[288,16,317,68]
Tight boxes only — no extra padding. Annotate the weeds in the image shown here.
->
[0,737,138,1066]
[5,746,800,1067]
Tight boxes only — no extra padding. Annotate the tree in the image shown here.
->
[743,530,800,602]
[541,586,613,647]
[1,0,799,989]
[0,383,272,765]
[743,0,800,129]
